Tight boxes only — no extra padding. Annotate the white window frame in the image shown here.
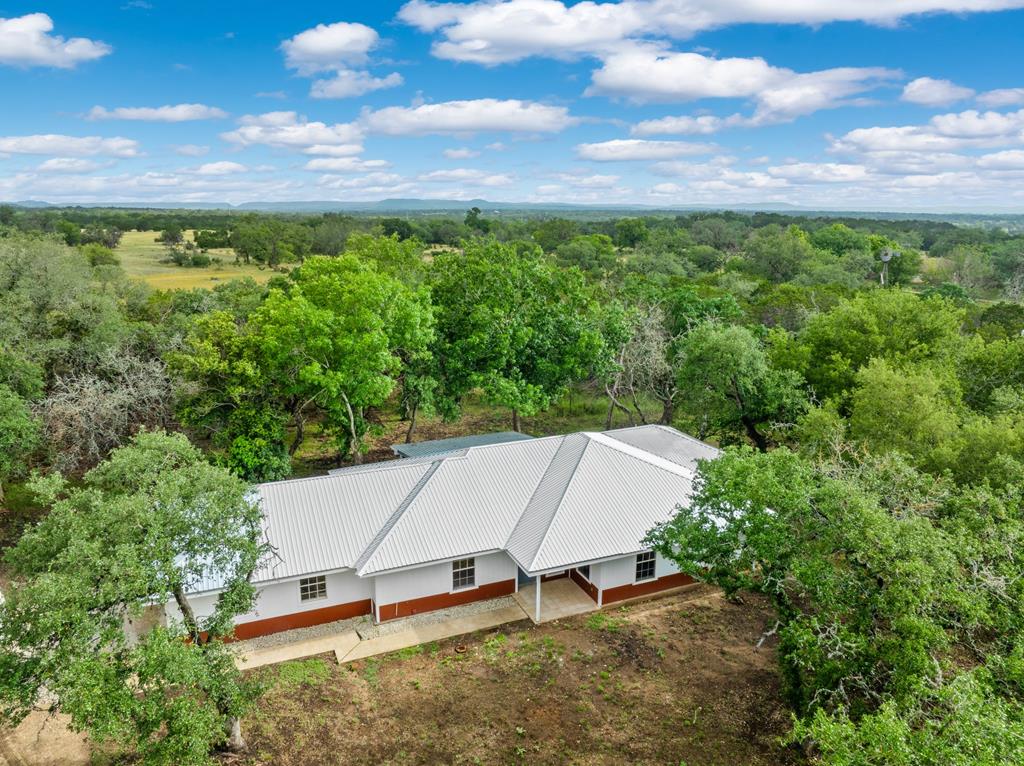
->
[451,557,476,592]
[299,574,327,602]
[635,551,656,583]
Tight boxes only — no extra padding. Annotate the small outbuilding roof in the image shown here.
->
[392,431,534,458]
[231,425,719,591]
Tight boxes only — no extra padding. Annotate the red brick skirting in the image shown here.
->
[377,578,516,622]
[232,598,373,640]
[569,568,599,602]
[601,572,695,604]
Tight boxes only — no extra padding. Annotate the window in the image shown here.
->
[635,551,656,582]
[452,557,476,590]
[299,575,327,602]
[577,565,591,580]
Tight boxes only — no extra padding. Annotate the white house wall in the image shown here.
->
[373,551,516,605]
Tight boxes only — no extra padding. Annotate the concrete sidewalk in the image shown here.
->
[235,603,530,670]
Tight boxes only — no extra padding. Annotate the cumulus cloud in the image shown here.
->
[443,147,481,159]
[360,99,577,135]
[978,87,1024,107]
[310,69,403,99]
[587,45,897,125]
[766,162,872,183]
[555,172,620,187]
[417,167,516,185]
[0,13,110,68]
[303,157,392,172]
[36,157,107,173]
[575,138,714,161]
[398,0,1024,64]
[221,111,364,152]
[281,21,380,72]
[901,77,975,106]
[632,114,744,136]
[281,21,403,100]
[184,161,250,175]
[0,134,140,157]
[830,107,1024,155]
[87,104,228,121]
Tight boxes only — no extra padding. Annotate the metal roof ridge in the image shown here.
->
[352,457,447,574]
[587,431,700,479]
[505,433,590,572]
[650,423,723,454]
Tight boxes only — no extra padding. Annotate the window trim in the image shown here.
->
[298,574,328,602]
[451,557,477,592]
[635,551,657,583]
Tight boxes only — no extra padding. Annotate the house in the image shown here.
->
[171,425,719,640]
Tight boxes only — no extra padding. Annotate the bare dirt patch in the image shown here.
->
[243,588,800,766]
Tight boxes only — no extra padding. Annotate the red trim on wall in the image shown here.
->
[377,578,516,622]
[231,598,373,640]
[569,568,599,602]
[601,572,694,604]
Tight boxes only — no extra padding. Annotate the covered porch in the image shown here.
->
[513,568,599,623]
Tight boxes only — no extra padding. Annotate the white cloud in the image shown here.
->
[555,172,620,187]
[87,103,228,121]
[361,99,576,135]
[418,167,516,185]
[649,182,684,195]
[977,149,1024,169]
[443,147,480,159]
[586,45,896,124]
[317,172,412,192]
[173,144,210,157]
[632,114,742,136]
[281,21,380,73]
[978,88,1024,107]
[186,161,250,175]
[221,112,364,151]
[901,77,975,106]
[766,162,871,183]
[398,0,1024,64]
[36,157,106,173]
[281,21,402,100]
[310,69,403,98]
[831,108,1024,155]
[0,134,140,157]
[0,13,110,68]
[575,138,714,161]
[303,157,392,172]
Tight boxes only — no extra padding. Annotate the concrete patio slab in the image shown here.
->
[340,604,528,662]
[514,577,598,623]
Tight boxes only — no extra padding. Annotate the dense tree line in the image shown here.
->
[1,205,1024,763]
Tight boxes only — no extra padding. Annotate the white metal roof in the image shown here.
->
[221,425,718,591]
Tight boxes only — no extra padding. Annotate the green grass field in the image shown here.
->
[117,230,276,290]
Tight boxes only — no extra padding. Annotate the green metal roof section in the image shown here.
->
[392,431,534,458]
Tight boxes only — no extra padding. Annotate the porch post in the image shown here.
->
[534,575,542,623]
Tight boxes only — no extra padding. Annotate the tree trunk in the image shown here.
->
[225,717,246,752]
[0,479,5,506]
[604,398,615,430]
[659,399,674,426]
[512,408,520,432]
[288,416,305,456]
[741,415,768,452]
[630,392,648,425]
[172,584,203,645]
[405,402,418,444]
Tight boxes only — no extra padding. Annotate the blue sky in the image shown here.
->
[2,1,1024,210]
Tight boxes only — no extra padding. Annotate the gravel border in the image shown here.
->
[356,595,521,640]
[232,594,522,653]
[233,613,372,652]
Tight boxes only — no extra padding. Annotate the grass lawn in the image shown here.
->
[117,230,277,291]
[243,587,799,766]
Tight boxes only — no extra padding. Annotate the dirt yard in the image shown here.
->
[243,588,800,766]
